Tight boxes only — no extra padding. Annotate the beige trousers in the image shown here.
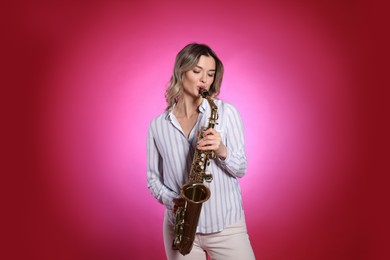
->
[163,211,256,260]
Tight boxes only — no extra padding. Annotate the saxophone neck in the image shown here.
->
[198,89,218,129]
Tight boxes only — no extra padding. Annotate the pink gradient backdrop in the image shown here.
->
[3,0,387,259]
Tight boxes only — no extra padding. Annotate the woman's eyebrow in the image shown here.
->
[195,65,216,71]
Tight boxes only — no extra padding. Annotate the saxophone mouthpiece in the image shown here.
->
[199,88,210,98]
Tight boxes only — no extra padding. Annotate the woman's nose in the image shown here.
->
[200,74,207,83]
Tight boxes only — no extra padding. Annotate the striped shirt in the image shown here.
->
[147,97,247,234]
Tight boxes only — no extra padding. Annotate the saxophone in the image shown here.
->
[172,88,218,255]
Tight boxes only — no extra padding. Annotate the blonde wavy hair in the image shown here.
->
[165,43,224,110]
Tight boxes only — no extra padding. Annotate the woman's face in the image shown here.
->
[182,55,216,98]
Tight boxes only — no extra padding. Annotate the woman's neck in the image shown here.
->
[174,96,202,119]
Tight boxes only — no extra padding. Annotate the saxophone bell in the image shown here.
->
[182,182,211,203]
[172,183,210,255]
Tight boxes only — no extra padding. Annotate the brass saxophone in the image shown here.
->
[172,88,218,255]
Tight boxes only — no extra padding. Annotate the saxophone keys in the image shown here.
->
[204,172,213,182]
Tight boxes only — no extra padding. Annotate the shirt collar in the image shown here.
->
[198,98,207,113]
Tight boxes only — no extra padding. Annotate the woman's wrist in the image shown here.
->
[216,145,227,160]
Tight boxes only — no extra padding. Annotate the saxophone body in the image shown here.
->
[172,89,218,255]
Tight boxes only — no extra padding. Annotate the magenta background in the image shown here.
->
[3,1,388,260]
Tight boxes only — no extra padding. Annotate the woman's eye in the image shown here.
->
[208,74,215,77]
[193,70,200,74]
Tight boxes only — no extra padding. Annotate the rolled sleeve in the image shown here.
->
[216,104,247,178]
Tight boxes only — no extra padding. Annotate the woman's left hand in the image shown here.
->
[197,128,227,160]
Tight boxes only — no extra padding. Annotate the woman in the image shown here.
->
[147,43,255,260]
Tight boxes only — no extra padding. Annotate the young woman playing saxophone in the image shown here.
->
[147,43,255,260]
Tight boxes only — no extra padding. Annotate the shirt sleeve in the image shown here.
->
[146,122,178,210]
[216,103,248,178]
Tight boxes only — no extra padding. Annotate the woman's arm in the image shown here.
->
[197,103,247,178]
[146,124,178,210]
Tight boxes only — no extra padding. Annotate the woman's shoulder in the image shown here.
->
[149,110,170,127]
[214,99,239,113]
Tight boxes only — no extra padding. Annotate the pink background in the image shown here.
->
[3,0,388,259]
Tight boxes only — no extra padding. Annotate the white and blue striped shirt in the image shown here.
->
[147,98,247,233]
